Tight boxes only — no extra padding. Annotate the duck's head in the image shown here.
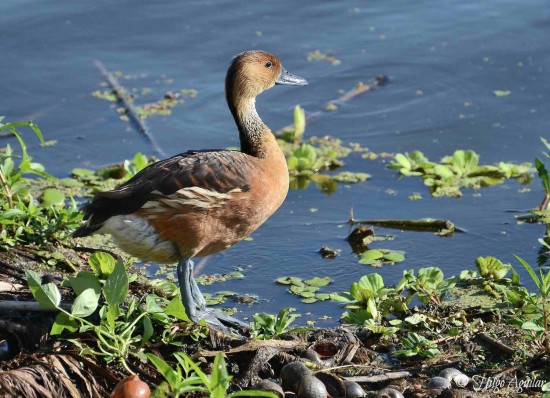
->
[226,50,307,100]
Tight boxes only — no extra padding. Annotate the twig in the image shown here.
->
[477,332,515,355]
[275,75,389,136]
[344,371,411,383]
[198,339,307,357]
[93,59,166,157]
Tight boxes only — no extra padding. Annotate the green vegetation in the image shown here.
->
[0,117,82,248]
[251,308,300,339]
[388,149,531,197]
[147,352,276,398]
[400,267,456,305]
[394,332,441,358]
[330,273,405,335]
[277,105,371,193]
[25,252,210,373]
[508,256,550,352]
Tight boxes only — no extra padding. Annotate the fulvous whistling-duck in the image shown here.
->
[73,51,307,331]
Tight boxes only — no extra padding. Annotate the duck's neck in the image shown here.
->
[227,90,272,158]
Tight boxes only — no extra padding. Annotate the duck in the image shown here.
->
[73,50,307,331]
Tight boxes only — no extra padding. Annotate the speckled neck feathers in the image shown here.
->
[225,58,272,158]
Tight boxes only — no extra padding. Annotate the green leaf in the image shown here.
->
[68,272,101,296]
[142,316,154,345]
[41,188,65,207]
[359,249,385,265]
[71,288,99,317]
[331,171,371,183]
[383,251,405,262]
[476,256,510,280]
[51,312,78,335]
[522,321,545,331]
[146,353,180,389]
[286,156,299,171]
[304,276,331,287]
[535,158,550,194]
[71,168,95,178]
[493,90,511,97]
[276,276,304,286]
[293,105,306,142]
[394,153,412,169]
[103,262,128,307]
[165,297,191,321]
[514,255,541,291]
[301,297,317,303]
[146,295,164,314]
[25,270,61,310]
[0,209,25,220]
[289,285,318,297]
[210,353,230,398]
[88,252,117,277]
[105,304,119,328]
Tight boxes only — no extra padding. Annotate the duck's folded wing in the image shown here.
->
[73,150,253,237]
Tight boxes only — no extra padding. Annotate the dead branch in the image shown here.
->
[93,59,166,157]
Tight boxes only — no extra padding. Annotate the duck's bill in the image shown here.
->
[276,66,308,86]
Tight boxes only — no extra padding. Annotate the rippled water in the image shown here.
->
[2,0,550,324]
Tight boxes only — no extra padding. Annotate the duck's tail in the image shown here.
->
[72,215,104,238]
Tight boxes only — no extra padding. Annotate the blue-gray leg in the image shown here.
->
[177,257,249,333]
[177,257,197,320]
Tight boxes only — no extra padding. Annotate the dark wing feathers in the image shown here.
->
[72,150,252,237]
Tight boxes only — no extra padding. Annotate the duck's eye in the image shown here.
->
[265,61,273,68]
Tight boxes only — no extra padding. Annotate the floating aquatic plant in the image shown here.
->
[358,248,405,267]
[306,50,341,66]
[276,275,332,304]
[388,149,532,197]
[278,106,372,193]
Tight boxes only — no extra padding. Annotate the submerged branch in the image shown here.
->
[93,59,166,157]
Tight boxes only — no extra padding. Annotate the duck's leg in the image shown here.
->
[178,258,249,331]
[177,257,199,320]
[177,258,247,333]
[189,269,207,310]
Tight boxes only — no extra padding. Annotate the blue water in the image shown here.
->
[1,0,550,324]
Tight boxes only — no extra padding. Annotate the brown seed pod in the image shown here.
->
[110,374,151,398]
